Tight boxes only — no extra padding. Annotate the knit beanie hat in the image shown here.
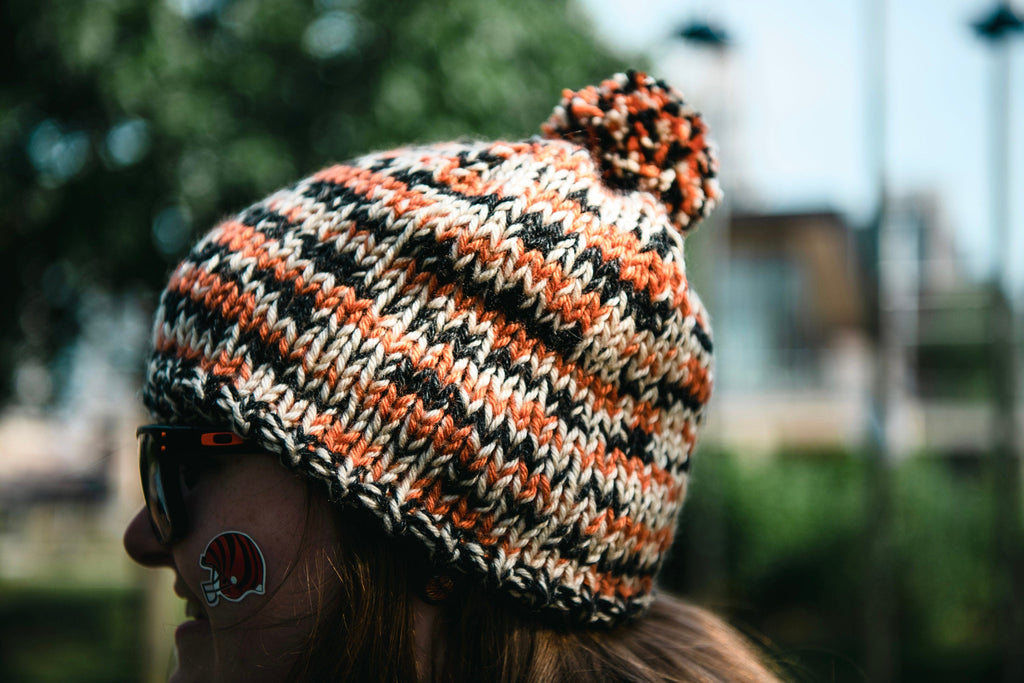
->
[143,70,720,626]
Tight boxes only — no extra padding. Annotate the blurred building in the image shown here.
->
[705,194,1018,456]
[0,292,147,584]
[706,209,872,453]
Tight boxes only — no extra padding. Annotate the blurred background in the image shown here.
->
[1,0,1022,681]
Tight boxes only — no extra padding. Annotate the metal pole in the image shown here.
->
[972,5,1023,680]
[988,24,1023,683]
[863,0,898,678]
[671,19,732,605]
[970,3,1019,679]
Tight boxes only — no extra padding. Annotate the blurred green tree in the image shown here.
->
[0,0,628,405]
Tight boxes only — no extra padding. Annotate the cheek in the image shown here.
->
[181,476,311,626]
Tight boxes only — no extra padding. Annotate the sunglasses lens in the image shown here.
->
[139,433,175,543]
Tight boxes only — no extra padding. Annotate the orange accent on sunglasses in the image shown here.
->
[200,432,245,446]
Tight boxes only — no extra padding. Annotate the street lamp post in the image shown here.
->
[971,4,1023,682]
[863,0,900,680]
[671,17,732,605]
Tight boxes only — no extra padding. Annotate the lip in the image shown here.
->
[174,579,211,634]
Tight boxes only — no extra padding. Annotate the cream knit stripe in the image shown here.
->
[264,167,711,406]
[195,215,692,457]
[151,203,694,570]
[212,194,704,428]
[152,295,686,568]
[160,245,692,530]
[353,140,699,318]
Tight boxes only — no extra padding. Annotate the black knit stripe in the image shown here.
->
[152,257,662,454]
[146,361,679,583]
[360,142,674,257]
[184,202,709,415]
[150,282,694,495]
[297,168,713,356]
[305,148,706,330]
[232,173,713,374]
[303,177,714,398]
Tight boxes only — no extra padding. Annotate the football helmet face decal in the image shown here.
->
[199,531,266,606]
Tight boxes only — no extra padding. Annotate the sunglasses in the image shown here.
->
[137,425,259,544]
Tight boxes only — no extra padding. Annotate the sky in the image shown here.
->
[579,0,1024,290]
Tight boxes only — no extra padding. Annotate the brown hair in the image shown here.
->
[287,507,784,683]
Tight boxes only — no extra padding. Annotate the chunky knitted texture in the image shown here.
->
[543,71,720,230]
[143,71,718,626]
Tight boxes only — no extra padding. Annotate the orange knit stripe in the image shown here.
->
[209,219,681,440]
[164,259,683,498]
[204,222,690,491]
[264,178,709,402]
[412,475,669,604]
[156,275,681,560]
[309,148,703,329]
[155,317,678,602]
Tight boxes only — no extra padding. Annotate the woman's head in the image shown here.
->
[126,70,737,680]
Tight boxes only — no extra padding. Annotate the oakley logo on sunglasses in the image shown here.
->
[200,432,245,446]
[199,531,266,606]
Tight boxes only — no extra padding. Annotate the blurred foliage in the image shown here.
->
[664,448,1005,683]
[0,0,629,405]
[0,582,142,683]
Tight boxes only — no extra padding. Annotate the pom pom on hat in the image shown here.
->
[542,70,721,232]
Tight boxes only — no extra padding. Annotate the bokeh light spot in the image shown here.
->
[152,206,193,257]
[303,11,359,60]
[105,119,152,168]
[165,0,222,20]
[27,120,90,185]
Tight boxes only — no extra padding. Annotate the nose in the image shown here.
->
[123,506,174,567]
